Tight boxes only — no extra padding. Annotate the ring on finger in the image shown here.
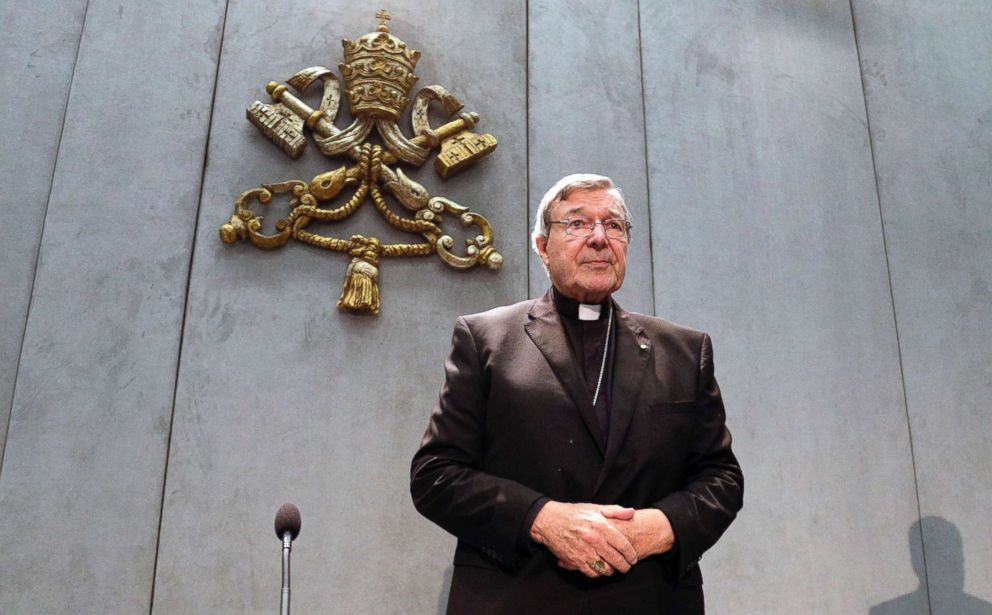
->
[590,559,608,575]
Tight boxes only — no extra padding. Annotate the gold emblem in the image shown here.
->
[220,10,501,315]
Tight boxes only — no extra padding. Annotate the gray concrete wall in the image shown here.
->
[0,1,988,614]
[0,0,88,466]
[851,3,992,613]
[0,0,226,612]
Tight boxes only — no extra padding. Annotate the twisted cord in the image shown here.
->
[347,235,381,265]
[294,231,352,252]
[369,182,441,235]
[292,182,367,221]
[367,145,441,236]
[289,146,371,222]
[295,231,433,257]
[382,243,435,257]
[287,144,439,256]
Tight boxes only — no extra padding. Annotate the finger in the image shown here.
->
[597,546,632,574]
[601,523,638,565]
[599,505,635,520]
[557,559,577,570]
[580,565,599,579]
[583,560,611,578]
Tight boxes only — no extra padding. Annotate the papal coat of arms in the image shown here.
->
[219,10,501,315]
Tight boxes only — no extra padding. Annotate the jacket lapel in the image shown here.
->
[524,292,606,456]
[595,303,652,493]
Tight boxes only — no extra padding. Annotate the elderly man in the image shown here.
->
[411,173,743,614]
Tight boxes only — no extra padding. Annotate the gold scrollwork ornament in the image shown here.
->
[220,10,500,315]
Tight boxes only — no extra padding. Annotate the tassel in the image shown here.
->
[336,236,381,314]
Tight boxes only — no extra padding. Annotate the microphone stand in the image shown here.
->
[274,503,300,615]
[280,530,293,615]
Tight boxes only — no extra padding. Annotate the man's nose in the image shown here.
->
[585,222,610,247]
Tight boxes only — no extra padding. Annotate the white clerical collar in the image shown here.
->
[551,287,611,322]
[577,303,602,321]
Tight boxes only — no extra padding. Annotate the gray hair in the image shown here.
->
[531,173,631,254]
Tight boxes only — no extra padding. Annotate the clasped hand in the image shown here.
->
[529,502,674,578]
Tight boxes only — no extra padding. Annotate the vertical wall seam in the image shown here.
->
[147,0,231,612]
[525,0,532,299]
[635,0,657,316]
[0,0,92,481]
[848,2,932,614]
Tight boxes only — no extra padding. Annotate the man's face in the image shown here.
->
[535,188,628,303]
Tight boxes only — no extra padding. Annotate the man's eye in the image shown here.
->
[567,219,588,229]
[605,220,624,231]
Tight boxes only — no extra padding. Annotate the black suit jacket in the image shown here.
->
[411,292,743,614]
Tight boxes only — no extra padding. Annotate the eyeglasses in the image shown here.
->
[549,217,630,240]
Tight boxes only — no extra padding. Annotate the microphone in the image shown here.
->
[275,503,302,540]
[274,503,301,615]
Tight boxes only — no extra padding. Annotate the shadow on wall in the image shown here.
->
[870,516,991,615]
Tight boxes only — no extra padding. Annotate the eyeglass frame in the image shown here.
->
[547,217,631,241]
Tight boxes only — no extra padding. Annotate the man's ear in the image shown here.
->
[534,235,550,266]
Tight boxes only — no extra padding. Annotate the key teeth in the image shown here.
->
[247,101,307,158]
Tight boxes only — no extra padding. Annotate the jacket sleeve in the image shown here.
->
[654,333,744,577]
[410,316,545,569]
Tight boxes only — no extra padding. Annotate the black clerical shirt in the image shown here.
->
[551,287,616,447]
